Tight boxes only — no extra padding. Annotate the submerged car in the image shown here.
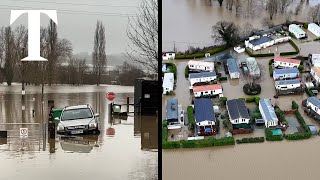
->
[55,105,99,135]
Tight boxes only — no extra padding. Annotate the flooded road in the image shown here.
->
[0,84,158,180]
[162,0,320,51]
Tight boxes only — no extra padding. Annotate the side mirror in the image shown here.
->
[54,117,59,121]
[95,113,99,117]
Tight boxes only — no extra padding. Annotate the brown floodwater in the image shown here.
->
[162,0,320,51]
[0,84,158,180]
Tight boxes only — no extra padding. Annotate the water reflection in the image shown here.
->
[0,85,158,180]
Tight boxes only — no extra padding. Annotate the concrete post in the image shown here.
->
[127,97,129,114]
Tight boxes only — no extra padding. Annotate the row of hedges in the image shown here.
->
[218,76,228,81]
[163,136,235,149]
[236,137,265,144]
[279,39,299,56]
[175,45,228,59]
[219,97,228,106]
[239,96,260,105]
[294,108,309,132]
[314,37,320,41]
[185,65,189,78]
[187,106,195,130]
[284,132,311,140]
[245,48,274,57]
[265,128,283,141]
[292,101,299,110]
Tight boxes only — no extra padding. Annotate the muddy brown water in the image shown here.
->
[163,0,320,51]
[163,53,320,179]
[0,84,158,180]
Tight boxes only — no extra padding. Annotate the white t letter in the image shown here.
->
[10,10,57,61]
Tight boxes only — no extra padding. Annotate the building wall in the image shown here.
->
[265,120,278,128]
[274,61,299,68]
[188,64,214,72]
[189,76,217,86]
[194,89,223,97]
[230,118,250,124]
[162,53,175,60]
[275,83,301,90]
[229,72,240,79]
[273,72,299,80]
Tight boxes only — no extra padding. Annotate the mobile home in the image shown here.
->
[162,73,174,94]
[188,60,215,72]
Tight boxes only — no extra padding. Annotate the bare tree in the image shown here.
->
[117,61,146,86]
[226,0,234,10]
[295,0,304,15]
[212,21,240,47]
[77,58,88,85]
[217,0,224,6]
[126,0,158,74]
[0,27,16,86]
[235,0,241,16]
[262,17,275,28]
[240,22,255,38]
[279,0,292,14]
[267,0,278,20]
[308,4,320,24]
[92,20,107,86]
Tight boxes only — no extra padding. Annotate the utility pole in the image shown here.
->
[173,41,176,52]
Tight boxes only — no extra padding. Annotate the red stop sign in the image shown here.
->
[106,92,115,101]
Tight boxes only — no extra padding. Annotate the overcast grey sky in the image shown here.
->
[0,0,140,54]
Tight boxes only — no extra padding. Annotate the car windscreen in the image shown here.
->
[61,108,93,121]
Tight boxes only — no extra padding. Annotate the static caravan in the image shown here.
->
[245,36,274,51]
[194,98,216,135]
[188,60,215,72]
[166,98,184,129]
[289,24,306,39]
[310,54,320,67]
[306,97,320,115]
[226,99,250,124]
[308,23,320,37]
[273,57,300,68]
[162,73,174,94]
[259,99,279,128]
[227,58,240,79]
[246,57,261,78]
[273,68,299,80]
[189,71,217,86]
[193,84,223,98]
[311,67,320,85]
[162,52,175,61]
[275,79,301,90]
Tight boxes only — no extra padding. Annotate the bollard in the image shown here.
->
[127,97,129,114]
[48,122,55,139]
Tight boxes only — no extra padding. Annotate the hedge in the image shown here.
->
[303,23,308,29]
[314,37,320,41]
[280,39,299,56]
[245,48,274,57]
[240,96,260,105]
[298,65,304,72]
[265,128,283,141]
[218,76,228,81]
[269,59,274,77]
[163,136,235,149]
[185,65,189,78]
[175,45,228,59]
[236,137,265,144]
[284,132,311,140]
[187,106,195,130]
[294,109,309,132]
[292,101,299,110]
[219,97,228,106]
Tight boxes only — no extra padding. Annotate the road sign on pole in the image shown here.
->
[20,128,28,138]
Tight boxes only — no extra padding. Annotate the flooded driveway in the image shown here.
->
[0,84,158,180]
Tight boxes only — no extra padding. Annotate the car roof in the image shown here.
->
[64,104,91,110]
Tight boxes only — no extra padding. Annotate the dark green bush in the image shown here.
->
[180,140,196,148]
[219,97,228,106]
[185,65,189,78]
[218,76,228,81]
[165,63,177,79]
[292,101,299,110]
[187,106,195,130]
[305,87,316,97]
[295,109,309,132]
[213,137,235,146]
[236,137,265,144]
[245,97,256,102]
[303,23,308,29]
[298,65,304,72]
[243,84,261,95]
[314,37,320,41]
[269,59,274,77]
